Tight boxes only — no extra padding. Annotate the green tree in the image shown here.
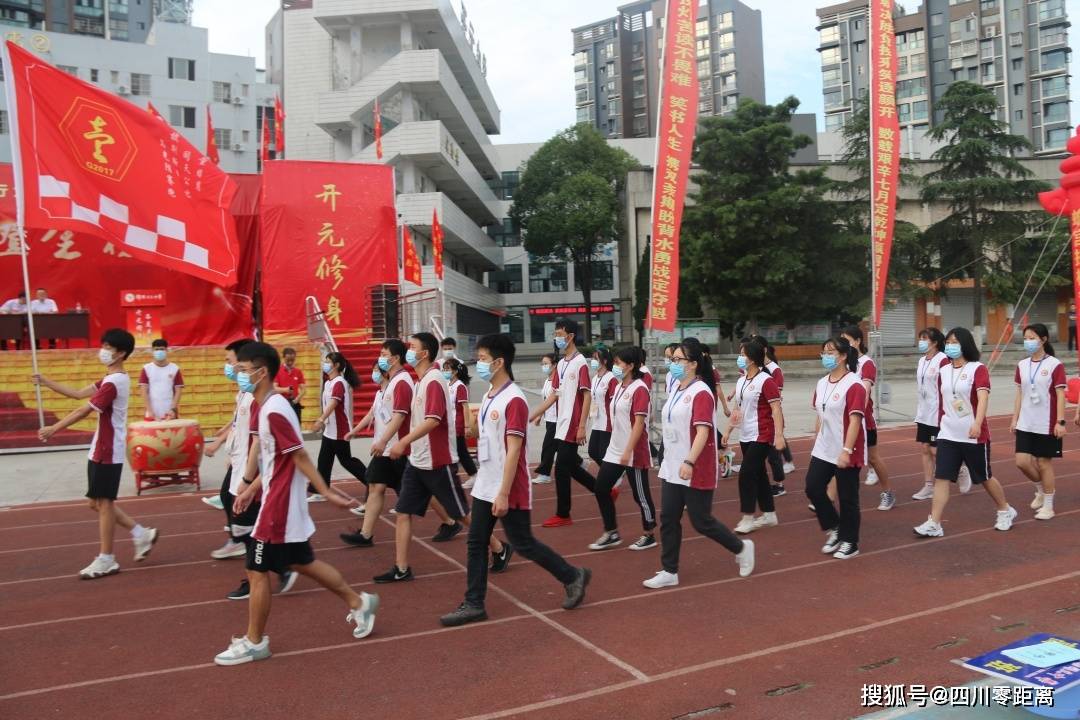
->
[920,82,1050,335]
[681,97,866,336]
[510,124,640,341]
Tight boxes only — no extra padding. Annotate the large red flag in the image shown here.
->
[431,208,444,280]
[274,95,285,156]
[3,41,239,286]
[374,98,383,160]
[205,105,219,165]
[403,226,422,285]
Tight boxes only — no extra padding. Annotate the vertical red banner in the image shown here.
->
[259,161,397,344]
[646,0,698,333]
[870,0,900,326]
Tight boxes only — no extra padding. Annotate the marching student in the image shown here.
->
[587,345,618,468]
[35,329,159,579]
[589,347,658,551]
[806,336,867,560]
[760,338,794,496]
[528,320,597,527]
[531,353,558,485]
[912,328,952,500]
[913,327,1017,538]
[204,339,253,515]
[139,338,183,421]
[440,336,458,363]
[723,338,784,534]
[841,325,895,510]
[312,351,367,495]
[214,342,378,666]
[440,333,590,627]
[1012,323,1066,520]
[444,358,478,489]
[643,338,754,589]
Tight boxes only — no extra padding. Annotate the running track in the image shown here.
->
[1,416,1078,720]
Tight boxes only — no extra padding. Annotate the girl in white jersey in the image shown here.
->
[912,328,956,500]
[841,325,895,511]
[444,358,479,489]
[1012,323,1067,520]
[531,353,558,484]
[587,346,618,468]
[312,352,368,498]
[913,327,1017,538]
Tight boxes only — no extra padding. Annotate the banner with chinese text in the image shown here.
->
[870,0,899,326]
[646,0,698,333]
[259,161,397,343]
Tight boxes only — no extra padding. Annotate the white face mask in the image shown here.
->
[98,348,116,366]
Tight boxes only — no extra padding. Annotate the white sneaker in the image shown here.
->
[211,540,247,560]
[461,476,476,490]
[79,555,119,580]
[912,483,935,501]
[202,495,224,510]
[735,539,755,577]
[832,541,860,560]
[133,527,158,562]
[214,635,271,666]
[531,474,552,485]
[1034,505,1055,521]
[782,462,795,474]
[730,464,742,473]
[733,516,756,534]
[957,466,972,494]
[349,504,366,517]
[751,512,778,530]
[643,570,679,589]
[346,592,380,639]
[1030,491,1045,510]
[389,508,397,515]
[821,529,840,554]
[306,494,327,503]
[913,517,944,537]
[864,469,879,486]
[994,505,1018,531]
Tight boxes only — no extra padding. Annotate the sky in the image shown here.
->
[193,0,1080,144]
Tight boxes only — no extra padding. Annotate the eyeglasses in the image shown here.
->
[670,355,689,364]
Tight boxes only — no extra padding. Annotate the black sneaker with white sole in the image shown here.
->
[440,602,488,627]
[431,522,463,543]
[340,529,374,547]
[832,541,860,560]
[771,483,786,497]
[227,578,250,600]
[588,531,622,551]
[490,544,514,573]
[373,566,414,584]
[628,534,657,551]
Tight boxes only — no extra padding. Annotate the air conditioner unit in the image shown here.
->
[231,96,244,105]
[117,85,130,95]
[232,143,245,152]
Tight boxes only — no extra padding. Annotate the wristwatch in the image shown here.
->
[1059,420,1067,426]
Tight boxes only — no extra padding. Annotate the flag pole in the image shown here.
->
[868,2,883,421]
[18,233,43,428]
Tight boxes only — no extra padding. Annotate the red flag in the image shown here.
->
[3,41,239,286]
[146,101,166,123]
[374,98,383,160]
[431,208,444,280]
[403,226,421,285]
[274,95,285,155]
[205,105,219,165]
[869,0,900,326]
[261,117,270,165]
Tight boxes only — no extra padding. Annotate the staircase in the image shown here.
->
[0,390,93,449]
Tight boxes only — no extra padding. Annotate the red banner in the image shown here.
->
[259,161,397,344]
[403,226,422,285]
[206,105,219,166]
[870,0,899,326]
[646,0,698,333]
[432,208,444,280]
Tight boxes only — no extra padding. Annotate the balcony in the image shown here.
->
[396,191,500,270]
[402,265,502,312]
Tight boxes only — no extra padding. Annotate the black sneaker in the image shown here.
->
[439,602,488,627]
[277,570,298,594]
[490,543,514,573]
[771,483,786,497]
[562,567,592,610]
[832,541,860,560]
[227,578,250,600]
[588,531,622,551]
[340,529,374,547]
[431,522,463,543]
[374,566,413,584]
[627,534,657,551]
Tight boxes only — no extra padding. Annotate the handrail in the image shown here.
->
[305,295,337,354]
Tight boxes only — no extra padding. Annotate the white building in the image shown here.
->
[0,21,278,173]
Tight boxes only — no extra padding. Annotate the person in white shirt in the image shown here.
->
[587,346,618,468]
[312,352,368,497]
[0,290,26,314]
[1012,323,1067,521]
[30,287,58,313]
[139,339,184,421]
[912,328,957,501]
[531,353,559,484]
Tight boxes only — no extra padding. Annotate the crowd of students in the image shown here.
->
[31,317,1071,666]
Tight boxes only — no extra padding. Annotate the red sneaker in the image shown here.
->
[542,515,573,528]
[610,487,621,502]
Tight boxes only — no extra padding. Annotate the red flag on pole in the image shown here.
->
[2,41,240,286]
[205,105,219,165]
[432,208,444,280]
[146,101,166,123]
[374,98,383,160]
[403,226,422,285]
[261,116,270,165]
[274,95,284,156]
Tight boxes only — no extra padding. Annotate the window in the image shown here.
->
[241,84,250,97]
[716,11,733,30]
[0,110,8,135]
[1039,0,1065,22]
[488,265,522,294]
[90,68,99,82]
[574,261,614,291]
[820,25,839,45]
[1015,109,1024,121]
[58,65,78,76]
[213,81,232,103]
[980,0,997,10]
[529,263,568,293]
[981,39,994,59]
[632,75,645,98]
[168,105,196,128]
[821,47,840,65]
[825,112,846,131]
[696,38,710,58]
[167,57,195,81]
[695,19,709,37]
[487,217,521,246]
[1009,32,1023,47]
[930,12,943,26]
[1040,25,1067,47]
[110,70,119,83]
[573,50,589,67]
[574,68,588,84]
[1047,127,1069,147]
[721,72,736,90]
[1043,75,1067,97]
[898,56,908,74]
[898,103,911,123]
[716,32,733,50]
[1014,83,1024,96]
[824,89,843,108]
[214,128,232,149]
[576,87,590,104]
[241,130,250,142]
[719,53,735,72]
[897,77,927,98]
[822,67,842,86]
[1044,101,1069,123]
[1041,49,1068,72]
[129,73,150,95]
[910,54,926,73]
[913,100,928,121]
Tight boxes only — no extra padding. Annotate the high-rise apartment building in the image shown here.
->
[572,0,765,139]
[0,0,190,43]
[817,0,1072,154]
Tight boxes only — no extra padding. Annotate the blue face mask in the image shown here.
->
[236,370,258,394]
[669,362,686,380]
[917,339,930,353]
[554,336,568,351]
[224,362,236,380]
[322,362,333,374]
[1023,338,1041,354]
[590,359,600,371]
[441,369,453,381]
[153,349,167,362]
[611,365,625,380]
[405,349,419,366]
[540,363,552,376]
[377,356,391,372]
[944,343,963,359]
[736,355,748,371]
[371,370,383,385]
[476,360,493,381]
[663,357,672,368]
[821,354,839,371]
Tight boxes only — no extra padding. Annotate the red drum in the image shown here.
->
[127,419,203,494]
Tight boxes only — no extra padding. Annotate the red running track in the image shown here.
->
[1,415,1079,720]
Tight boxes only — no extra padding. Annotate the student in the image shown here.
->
[643,338,754,589]
[724,338,784,534]
[531,353,558,485]
[139,338,183,421]
[656,342,681,466]
[589,347,657,551]
[587,345,618,468]
[439,334,591,627]
[312,351,368,496]
[528,320,597,527]
[638,347,654,390]
[214,342,378,666]
[35,329,159,579]
[444,358,478,489]
[440,337,458,363]
[912,328,954,500]
[1012,323,1066,520]
[841,325,895,510]
[273,347,306,422]
[913,327,1017,538]
[759,338,794,496]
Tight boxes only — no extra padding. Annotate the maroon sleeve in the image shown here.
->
[772,367,785,390]
[173,369,184,387]
[1052,363,1067,388]
[249,403,260,434]
[392,380,412,414]
[456,383,469,405]
[761,377,781,402]
[861,359,877,384]
[331,379,346,402]
[505,396,528,437]
[1014,365,1021,386]
[551,369,561,391]
[845,383,867,417]
[425,381,447,420]
[138,367,149,385]
[577,365,590,393]
[973,364,991,392]
[267,411,303,454]
[939,357,950,368]
[89,381,117,413]
[631,386,649,416]
[690,391,714,427]
[642,372,653,390]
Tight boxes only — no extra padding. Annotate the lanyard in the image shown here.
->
[666,378,699,424]
[558,352,579,382]
[948,361,966,398]
[917,356,934,387]
[820,372,848,412]
[480,381,514,430]
[1027,356,1046,387]
[738,370,760,406]
[612,378,634,413]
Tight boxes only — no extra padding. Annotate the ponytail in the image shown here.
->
[841,324,868,355]
[680,337,717,398]
[615,346,644,380]
[741,338,769,374]
[327,351,360,388]
[823,336,859,373]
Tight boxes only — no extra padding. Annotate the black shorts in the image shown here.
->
[935,439,991,485]
[86,461,122,500]
[588,430,611,464]
[1015,430,1063,459]
[226,492,261,538]
[367,455,406,491]
[867,429,878,448]
[245,538,315,574]
[915,423,938,446]
[395,463,469,519]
